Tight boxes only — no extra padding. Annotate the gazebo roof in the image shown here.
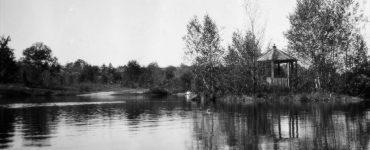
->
[257,45,297,62]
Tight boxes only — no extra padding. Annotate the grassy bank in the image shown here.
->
[0,83,125,98]
[217,91,364,105]
[110,87,170,97]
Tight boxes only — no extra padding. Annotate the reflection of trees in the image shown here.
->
[0,109,15,149]
[59,96,189,131]
[0,97,369,149]
[0,96,194,149]
[21,107,59,147]
[315,102,370,150]
[192,112,226,150]
[192,104,275,150]
[191,101,370,150]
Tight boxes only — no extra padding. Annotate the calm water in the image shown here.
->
[0,94,369,150]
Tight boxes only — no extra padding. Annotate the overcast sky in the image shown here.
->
[1,0,369,67]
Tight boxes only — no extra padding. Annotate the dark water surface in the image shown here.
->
[0,94,369,150]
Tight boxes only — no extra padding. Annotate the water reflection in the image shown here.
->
[21,107,57,147]
[192,101,370,150]
[0,95,369,149]
[0,109,15,149]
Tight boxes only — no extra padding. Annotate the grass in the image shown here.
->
[287,91,363,104]
[0,83,171,98]
[0,83,127,98]
[217,91,364,105]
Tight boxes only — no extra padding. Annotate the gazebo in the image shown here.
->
[257,45,297,88]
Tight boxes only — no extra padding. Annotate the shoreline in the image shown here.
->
[217,91,365,105]
[0,84,170,98]
[0,84,126,98]
[1,84,365,105]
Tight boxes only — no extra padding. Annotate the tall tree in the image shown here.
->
[183,15,224,98]
[123,60,142,87]
[223,0,264,95]
[285,0,367,90]
[22,43,58,69]
[224,31,261,94]
[81,65,100,83]
[349,34,368,71]
[62,59,89,84]
[139,62,164,87]
[21,42,60,86]
[0,36,18,83]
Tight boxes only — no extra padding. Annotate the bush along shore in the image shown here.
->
[0,82,365,106]
[217,91,364,105]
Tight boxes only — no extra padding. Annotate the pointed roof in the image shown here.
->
[257,45,297,62]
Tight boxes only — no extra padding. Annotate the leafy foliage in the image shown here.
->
[21,42,61,87]
[0,36,18,83]
[183,15,224,98]
[223,31,262,95]
[285,0,367,90]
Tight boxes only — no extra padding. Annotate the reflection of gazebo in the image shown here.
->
[257,45,297,88]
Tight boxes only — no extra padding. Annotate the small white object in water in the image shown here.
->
[185,91,192,101]
[205,108,211,114]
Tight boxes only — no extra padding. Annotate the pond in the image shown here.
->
[0,93,369,150]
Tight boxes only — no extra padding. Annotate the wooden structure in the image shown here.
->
[257,45,297,88]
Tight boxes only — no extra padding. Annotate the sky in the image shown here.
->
[1,0,369,67]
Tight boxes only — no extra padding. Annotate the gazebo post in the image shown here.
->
[291,61,296,89]
[271,60,274,86]
[287,62,290,88]
[295,61,298,89]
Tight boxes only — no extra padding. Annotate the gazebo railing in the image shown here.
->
[266,77,289,87]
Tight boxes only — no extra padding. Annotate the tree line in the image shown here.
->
[183,0,369,99]
[0,37,193,92]
[1,0,369,98]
